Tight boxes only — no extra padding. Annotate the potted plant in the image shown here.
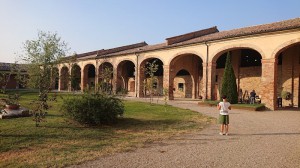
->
[281,91,291,100]
[5,93,20,110]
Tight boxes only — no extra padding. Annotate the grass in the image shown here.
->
[199,99,266,111]
[0,91,213,167]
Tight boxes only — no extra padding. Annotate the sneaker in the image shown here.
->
[219,132,224,135]
[225,133,229,136]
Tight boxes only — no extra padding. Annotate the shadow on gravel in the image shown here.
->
[231,132,300,136]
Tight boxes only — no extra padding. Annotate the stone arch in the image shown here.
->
[140,55,166,67]
[211,46,263,101]
[51,67,59,90]
[98,62,114,93]
[211,43,265,63]
[271,38,300,59]
[173,69,193,98]
[169,53,203,99]
[116,60,136,96]
[139,57,164,97]
[70,64,81,91]
[116,59,136,67]
[60,66,69,91]
[272,39,300,108]
[168,50,204,65]
[82,64,96,90]
[82,62,96,69]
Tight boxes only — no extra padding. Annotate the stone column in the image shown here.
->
[112,67,117,94]
[67,66,71,92]
[206,62,216,100]
[261,58,277,110]
[94,66,99,92]
[134,66,139,97]
[80,67,85,92]
[138,66,145,97]
[163,65,173,100]
[58,67,62,91]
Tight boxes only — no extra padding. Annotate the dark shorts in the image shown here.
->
[218,114,229,125]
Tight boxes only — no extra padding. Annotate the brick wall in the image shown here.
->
[277,45,300,107]
[173,75,193,98]
[216,66,261,101]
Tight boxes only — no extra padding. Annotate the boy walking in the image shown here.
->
[217,95,231,135]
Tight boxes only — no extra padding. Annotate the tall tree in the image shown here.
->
[144,59,159,104]
[23,31,69,126]
[220,52,238,104]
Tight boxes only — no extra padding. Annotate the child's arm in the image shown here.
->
[217,103,221,110]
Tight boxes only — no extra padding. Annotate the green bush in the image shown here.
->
[61,93,124,125]
[221,52,238,104]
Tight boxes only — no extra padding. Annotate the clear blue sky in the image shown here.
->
[0,0,299,63]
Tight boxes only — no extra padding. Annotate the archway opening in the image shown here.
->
[98,62,113,94]
[170,54,203,99]
[83,64,96,90]
[173,69,192,98]
[71,64,81,91]
[139,58,164,97]
[214,49,262,102]
[116,60,135,96]
[60,66,69,91]
[52,67,59,90]
[276,43,300,108]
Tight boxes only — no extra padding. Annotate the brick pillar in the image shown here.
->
[134,66,139,97]
[67,67,71,92]
[163,65,173,100]
[80,67,85,92]
[261,58,277,110]
[206,62,216,100]
[112,67,117,94]
[95,66,99,92]
[138,66,145,97]
[202,62,207,100]
[58,67,62,91]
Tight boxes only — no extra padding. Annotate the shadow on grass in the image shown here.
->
[0,118,183,140]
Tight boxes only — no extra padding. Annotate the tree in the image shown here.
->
[144,59,159,104]
[220,52,238,104]
[98,66,113,94]
[23,31,69,126]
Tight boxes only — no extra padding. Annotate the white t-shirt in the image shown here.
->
[219,102,231,115]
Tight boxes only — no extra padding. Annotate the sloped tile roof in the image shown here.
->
[73,17,300,59]
[0,62,27,72]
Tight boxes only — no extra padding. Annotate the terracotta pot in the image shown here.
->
[5,104,20,110]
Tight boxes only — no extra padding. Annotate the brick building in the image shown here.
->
[52,18,299,110]
[0,63,27,89]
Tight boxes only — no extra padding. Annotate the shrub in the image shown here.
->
[61,93,124,125]
[221,52,238,104]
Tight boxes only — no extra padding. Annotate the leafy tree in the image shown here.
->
[220,52,238,104]
[98,66,113,94]
[144,59,159,104]
[23,31,69,126]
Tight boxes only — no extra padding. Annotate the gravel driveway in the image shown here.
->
[71,98,300,168]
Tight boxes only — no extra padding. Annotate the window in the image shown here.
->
[153,82,157,89]
[178,83,184,91]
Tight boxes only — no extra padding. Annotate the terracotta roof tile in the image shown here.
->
[165,26,219,45]
[181,17,300,44]
[73,17,300,59]
[0,62,27,72]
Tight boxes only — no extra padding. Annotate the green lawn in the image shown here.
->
[0,91,213,167]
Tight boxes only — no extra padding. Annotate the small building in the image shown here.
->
[0,63,27,89]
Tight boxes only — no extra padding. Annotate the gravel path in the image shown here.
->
[71,98,300,168]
